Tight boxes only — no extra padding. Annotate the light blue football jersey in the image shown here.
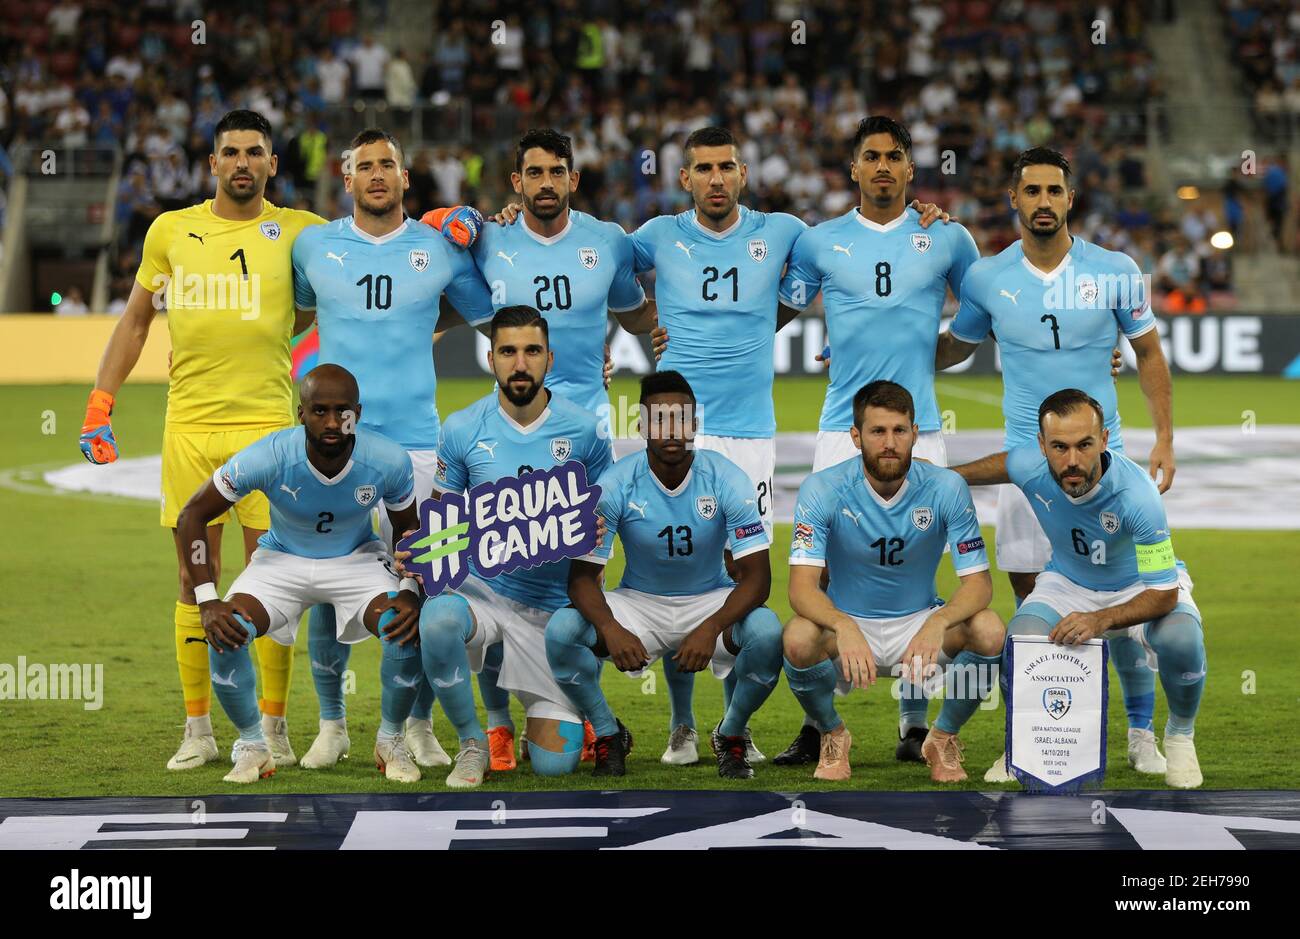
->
[586,448,769,597]
[631,206,807,438]
[779,208,979,433]
[1007,445,1182,592]
[950,237,1155,451]
[292,217,495,450]
[789,457,988,619]
[434,390,614,612]
[214,426,415,559]
[472,211,645,415]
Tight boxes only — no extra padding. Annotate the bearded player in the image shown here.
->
[79,110,325,770]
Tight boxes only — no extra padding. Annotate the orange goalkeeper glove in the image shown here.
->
[79,389,118,464]
[420,205,484,249]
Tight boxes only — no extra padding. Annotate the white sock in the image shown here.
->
[261,713,286,732]
[376,728,401,743]
[406,717,432,729]
[187,714,213,737]
[322,717,346,731]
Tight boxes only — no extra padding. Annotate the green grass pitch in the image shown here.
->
[0,375,1297,796]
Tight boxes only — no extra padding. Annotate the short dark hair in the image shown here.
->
[851,115,912,160]
[1011,147,1072,188]
[515,128,574,174]
[348,127,404,168]
[213,109,273,151]
[683,126,738,165]
[490,305,549,345]
[1038,388,1104,433]
[852,380,915,427]
[640,370,695,405]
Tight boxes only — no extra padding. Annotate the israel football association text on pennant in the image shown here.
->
[1006,635,1109,793]
[397,460,602,596]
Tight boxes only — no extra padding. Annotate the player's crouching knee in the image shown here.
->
[544,607,590,653]
[966,608,1007,657]
[1144,611,1205,670]
[418,594,473,649]
[782,616,824,668]
[738,607,783,655]
[528,721,585,777]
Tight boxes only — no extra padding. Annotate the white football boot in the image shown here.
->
[983,751,1015,783]
[166,724,219,771]
[405,717,452,767]
[743,726,766,764]
[660,724,699,765]
[261,715,297,767]
[446,739,490,788]
[374,734,421,783]
[300,719,351,769]
[224,741,275,784]
[1127,727,1167,774]
[1163,733,1203,789]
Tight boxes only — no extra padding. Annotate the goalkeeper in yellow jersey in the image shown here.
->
[80,109,328,770]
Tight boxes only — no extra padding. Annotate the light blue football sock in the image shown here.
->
[209,614,262,743]
[722,669,738,712]
[528,720,584,776]
[935,650,1001,734]
[783,657,842,733]
[1108,633,1157,731]
[718,608,783,737]
[661,651,697,732]
[897,680,930,734]
[479,641,514,733]
[1147,610,1206,737]
[543,608,618,737]
[409,669,437,724]
[378,598,422,736]
[418,594,483,742]
[307,604,349,721]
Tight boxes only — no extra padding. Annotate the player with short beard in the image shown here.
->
[403,306,614,788]
[783,381,1005,783]
[290,127,498,772]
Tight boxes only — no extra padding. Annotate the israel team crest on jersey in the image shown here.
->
[696,495,718,520]
[1078,277,1099,304]
[911,506,934,531]
[1043,686,1072,720]
[578,247,599,270]
[1099,511,1120,535]
[260,221,281,241]
[550,437,572,462]
[409,249,430,273]
[354,485,377,507]
[911,233,932,253]
[748,239,768,262]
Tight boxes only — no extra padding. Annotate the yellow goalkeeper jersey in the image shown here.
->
[135,199,326,431]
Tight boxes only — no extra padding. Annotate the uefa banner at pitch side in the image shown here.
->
[1006,635,1109,793]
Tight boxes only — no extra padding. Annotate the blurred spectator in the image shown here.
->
[54,286,89,316]
[350,34,390,101]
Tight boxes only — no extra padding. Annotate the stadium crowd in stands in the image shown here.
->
[0,0,1242,311]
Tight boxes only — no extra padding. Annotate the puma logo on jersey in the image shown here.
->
[326,251,348,266]
[188,232,207,245]
[475,440,498,459]
[279,484,301,501]
[497,250,518,267]
[1034,493,1053,511]
[674,241,695,259]
[841,508,862,525]
[211,670,238,688]
[432,667,464,689]
[1000,289,1021,305]
[832,243,853,258]
[627,500,648,518]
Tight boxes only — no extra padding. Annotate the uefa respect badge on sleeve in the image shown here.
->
[1005,635,1109,793]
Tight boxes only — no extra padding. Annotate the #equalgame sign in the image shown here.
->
[397,461,602,595]
[1006,636,1109,792]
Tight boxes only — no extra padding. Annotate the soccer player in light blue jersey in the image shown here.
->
[291,129,496,772]
[936,147,1177,779]
[458,129,658,416]
[545,371,784,779]
[409,306,614,787]
[783,381,1006,783]
[176,365,425,784]
[779,117,980,473]
[950,390,1205,788]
